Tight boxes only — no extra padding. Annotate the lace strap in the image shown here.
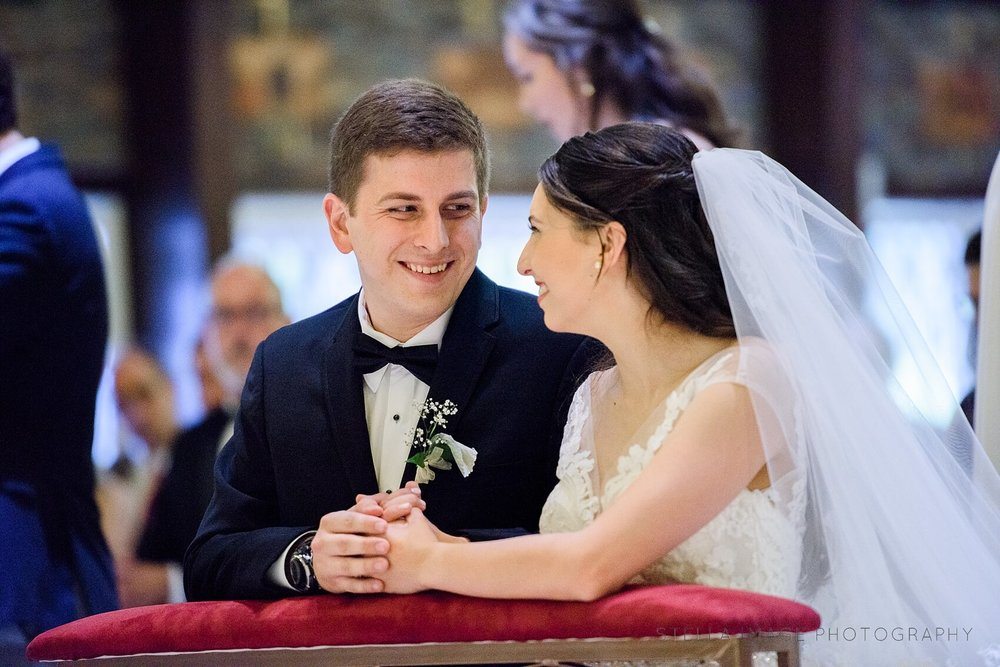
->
[556,372,597,460]
[646,352,737,457]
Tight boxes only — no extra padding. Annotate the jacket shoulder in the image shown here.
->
[1,147,85,210]
[495,285,557,337]
[495,285,542,325]
[263,296,355,351]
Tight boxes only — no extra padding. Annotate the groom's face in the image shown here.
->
[325,149,486,341]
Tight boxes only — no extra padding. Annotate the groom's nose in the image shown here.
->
[414,212,449,253]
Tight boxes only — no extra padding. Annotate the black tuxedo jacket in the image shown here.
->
[137,407,231,564]
[184,270,597,600]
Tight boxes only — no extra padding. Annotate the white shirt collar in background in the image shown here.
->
[0,136,41,178]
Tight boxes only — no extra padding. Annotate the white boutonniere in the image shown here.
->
[407,399,477,484]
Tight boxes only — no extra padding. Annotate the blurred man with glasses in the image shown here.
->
[121,261,289,606]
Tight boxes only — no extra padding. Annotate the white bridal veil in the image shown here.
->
[692,148,1000,666]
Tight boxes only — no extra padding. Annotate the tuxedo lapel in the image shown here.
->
[401,270,498,483]
[321,295,380,496]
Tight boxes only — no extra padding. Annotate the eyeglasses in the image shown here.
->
[211,304,281,326]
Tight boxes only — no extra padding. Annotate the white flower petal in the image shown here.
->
[435,434,478,477]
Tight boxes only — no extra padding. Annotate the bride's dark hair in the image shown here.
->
[504,0,739,148]
[538,122,735,338]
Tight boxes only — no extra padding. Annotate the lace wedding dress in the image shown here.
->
[539,344,804,667]
[532,144,1000,665]
[540,344,804,596]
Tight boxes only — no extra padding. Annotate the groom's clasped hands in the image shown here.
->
[311,481,447,595]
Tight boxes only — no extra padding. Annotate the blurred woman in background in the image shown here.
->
[503,0,739,148]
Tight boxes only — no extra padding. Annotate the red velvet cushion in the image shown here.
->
[27,584,820,661]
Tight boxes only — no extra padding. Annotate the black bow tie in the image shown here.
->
[352,332,439,385]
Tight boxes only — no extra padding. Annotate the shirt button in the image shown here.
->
[393,414,400,422]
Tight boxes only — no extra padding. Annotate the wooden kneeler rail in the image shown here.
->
[46,633,803,666]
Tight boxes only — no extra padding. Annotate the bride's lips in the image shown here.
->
[535,282,548,302]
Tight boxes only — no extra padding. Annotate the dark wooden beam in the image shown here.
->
[118,0,209,354]
[191,1,236,264]
[763,0,863,223]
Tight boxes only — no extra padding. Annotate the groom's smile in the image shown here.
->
[403,261,451,275]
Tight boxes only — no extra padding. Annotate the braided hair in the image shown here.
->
[504,0,739,148]
[538,122,735,337]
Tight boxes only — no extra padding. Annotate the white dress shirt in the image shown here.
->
[268,291,453,588]
[357,289,452,492]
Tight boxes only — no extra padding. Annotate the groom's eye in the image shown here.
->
[442,203,473,218]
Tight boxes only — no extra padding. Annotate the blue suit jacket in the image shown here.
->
[0,145,117,638]
[184,270,597,600]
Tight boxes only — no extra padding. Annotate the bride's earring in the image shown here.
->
[579,81,596,98]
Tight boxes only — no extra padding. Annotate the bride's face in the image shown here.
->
[517,184,602,333]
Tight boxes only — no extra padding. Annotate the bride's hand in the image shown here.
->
[378,482,426,522]
[352,482,426,521]
[381,508,441,594]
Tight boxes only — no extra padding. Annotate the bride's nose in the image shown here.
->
[517,243,532,276]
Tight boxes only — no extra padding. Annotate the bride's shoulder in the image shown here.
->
[703,338,791,387]
[730,336,778,365]
[714,338,797,404]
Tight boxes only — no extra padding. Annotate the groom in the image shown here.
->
[184,79,596,600]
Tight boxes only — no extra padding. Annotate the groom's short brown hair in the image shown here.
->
[328,79,490,212]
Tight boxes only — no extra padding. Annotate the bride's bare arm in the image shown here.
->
[382,382,766,600]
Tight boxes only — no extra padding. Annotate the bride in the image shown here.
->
[377,123,1000,665]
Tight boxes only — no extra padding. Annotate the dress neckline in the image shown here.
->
[586,345,740,503]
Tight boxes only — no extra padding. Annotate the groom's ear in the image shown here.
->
[324,193,353,255]
[602,221,628,270]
